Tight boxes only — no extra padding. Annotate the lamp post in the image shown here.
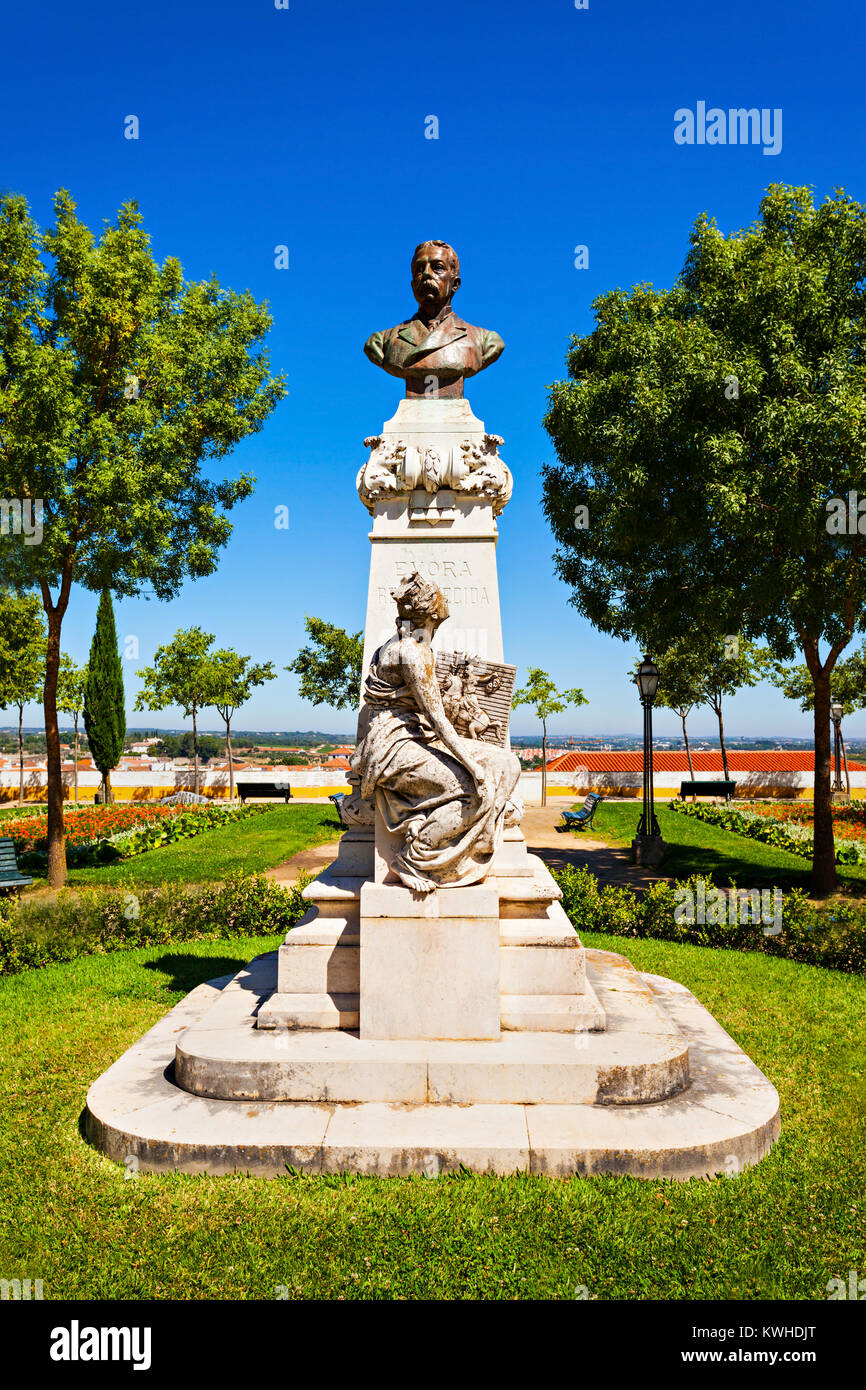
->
[830,701,845,800]
[632,656,666,867]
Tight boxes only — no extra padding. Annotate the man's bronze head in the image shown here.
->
[410,240,461,320]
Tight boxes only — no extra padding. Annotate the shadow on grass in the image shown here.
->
[654,844,812,889]
[141,953,254,994]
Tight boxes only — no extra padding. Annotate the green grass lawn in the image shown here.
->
[589,800,866,894]
[23,805,342,891]
[1,931,863,1299]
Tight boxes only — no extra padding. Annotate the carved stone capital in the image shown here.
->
[357,433,513,515]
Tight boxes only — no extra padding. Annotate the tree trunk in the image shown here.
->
[681,709,694,779]
[103,768,112,803]
[192,706,200,795]
[43,603,67,887]
[73,713,79,803]
[226,717,234,802]
[811,672,837,897]
[716,700,730,781]
[17,702,24,804]
[541,719,547,807]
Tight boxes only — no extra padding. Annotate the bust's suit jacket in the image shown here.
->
[364,310,504,381]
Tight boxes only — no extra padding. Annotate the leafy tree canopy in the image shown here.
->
[135,628,215,722]
[771,644,866,715]
[542,183,866,893]
[287,617,363,711]
[0,589,44,709]
[0,188,286,881]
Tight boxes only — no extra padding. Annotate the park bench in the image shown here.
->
[236,782,292,805]
[558,793,604,832]
[679,780,736,801]
[0,836,33,893]
[329,792,346,823]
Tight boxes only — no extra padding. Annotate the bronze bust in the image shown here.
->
[364,241,504,398]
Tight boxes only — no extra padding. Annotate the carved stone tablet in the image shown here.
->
[435,652,516,747]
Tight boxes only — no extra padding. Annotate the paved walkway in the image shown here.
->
[265,804,668,891]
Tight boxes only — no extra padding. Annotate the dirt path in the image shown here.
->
[265,840,342,885]
[520,804,670,891]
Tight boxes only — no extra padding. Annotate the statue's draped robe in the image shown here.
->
[351,643,521,888]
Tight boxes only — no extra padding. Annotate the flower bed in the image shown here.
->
[4,802,274,870]
[670,799,866,864]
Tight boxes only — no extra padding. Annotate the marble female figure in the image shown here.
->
[350,572,521,892]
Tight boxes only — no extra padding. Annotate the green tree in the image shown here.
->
[771,644,866,717]
[204,649,277,800]
[542,184,866,895]
[287,618,363,710]
[56,653,88,803]
[771,644,866,797]
[511,668,587,806]
[646,640,707,780]
[0,190,286,885]
[135,628,215,795]
[83,590,125,803]
[699,637,771,781]
[0,590,45,802]
[152,732,223,762]
[631,641,705,781]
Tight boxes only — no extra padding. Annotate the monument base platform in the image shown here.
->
[84,949,780,1181]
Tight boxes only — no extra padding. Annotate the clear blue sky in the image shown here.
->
[2,0,864,738]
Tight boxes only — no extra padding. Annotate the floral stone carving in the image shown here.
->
[356,433,513,515]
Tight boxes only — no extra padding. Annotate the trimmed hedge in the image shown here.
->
[0,871,312,976]
[554,864,866,973]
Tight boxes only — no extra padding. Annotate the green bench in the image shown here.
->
[679,780,736,801]
[236,781,292,805]
[0,836,33,892]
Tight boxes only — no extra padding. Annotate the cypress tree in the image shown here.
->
[83,590,126,803]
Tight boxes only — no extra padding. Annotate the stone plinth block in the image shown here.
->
[360,882,500,1041]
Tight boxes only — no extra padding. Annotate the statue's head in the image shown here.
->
[410,240,461,318]
[392,571,449,630]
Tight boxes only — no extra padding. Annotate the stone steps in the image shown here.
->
[84,951,781,1181]
[174,950,687,1106]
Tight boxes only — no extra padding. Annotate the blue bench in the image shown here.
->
[0,836,33,892]
[559,793,604,832]
[329,792,346,823]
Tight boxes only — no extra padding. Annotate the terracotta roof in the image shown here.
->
[546,750,866,773]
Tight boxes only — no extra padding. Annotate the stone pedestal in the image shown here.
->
[632,833,667,867]
[358,398,508,681]
[359,882,500,1041]
[84,376,782,1180]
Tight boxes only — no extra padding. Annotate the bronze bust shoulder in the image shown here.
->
[364,240,504,399]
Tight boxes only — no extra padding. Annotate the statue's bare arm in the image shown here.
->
[398,639,486,789]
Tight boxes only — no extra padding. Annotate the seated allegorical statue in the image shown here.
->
[347,572,521,892]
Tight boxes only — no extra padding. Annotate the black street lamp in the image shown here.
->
[831,701,845,798]
[632,656,665,865]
